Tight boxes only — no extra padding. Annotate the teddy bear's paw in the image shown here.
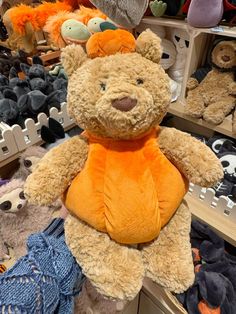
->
[65,215,145,301]
[141,201,194,293]
[203,109,226,125]
[185,98,205,118]
[186,78,199,91]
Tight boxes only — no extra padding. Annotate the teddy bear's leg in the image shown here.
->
[141,200,194,293]
[185,90,206,118]
[203,96,236,124]
[65,215,145,301]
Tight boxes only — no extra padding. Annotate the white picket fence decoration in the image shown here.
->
[189,183,236,223]
[0,103,75,162]
[0,123,18,162]
[11,103,75,151]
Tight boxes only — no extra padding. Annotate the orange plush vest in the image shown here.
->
[64,128,188,244]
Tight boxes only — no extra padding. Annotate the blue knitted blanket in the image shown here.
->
[0,219,85,313]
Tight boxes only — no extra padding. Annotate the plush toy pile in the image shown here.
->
[0,56,67,128]
[185,39,236,132]
[25,30,223,301]
[177,220,236,314]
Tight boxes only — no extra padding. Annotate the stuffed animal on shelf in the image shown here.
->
[0,178,56,260]
[43,6,120,49]
[187,0,224,28]
[177,220,236,314]
[185,39,236,130]
[168,28,190,83]
[207,136,236,203]
[25,30,223,301]
[2,1,73,53]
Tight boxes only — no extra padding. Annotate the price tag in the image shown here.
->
[211,26,224,33]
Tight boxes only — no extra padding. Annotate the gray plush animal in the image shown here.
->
[0,178,55,261]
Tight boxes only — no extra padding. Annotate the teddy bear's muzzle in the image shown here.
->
[112,97,137,112]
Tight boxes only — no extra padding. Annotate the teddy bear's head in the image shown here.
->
[61,30,170,139]
[211,40,236,70]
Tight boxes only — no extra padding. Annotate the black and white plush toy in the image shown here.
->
[208,136,236,202]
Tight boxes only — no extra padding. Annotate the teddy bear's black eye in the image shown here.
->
[19,191,25,200]
[162,53,169,59]
[137,79,144,85]
[24,159,32,168]
[0,200,12,211]
[100,83,106,91]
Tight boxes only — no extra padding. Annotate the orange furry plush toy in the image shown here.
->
[3,1,73,52]
[86,29,136,58]
[5,2,72,35]
[44,6,106,48]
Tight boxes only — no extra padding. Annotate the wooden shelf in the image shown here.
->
[168,101,235,138]
[186,193,236,247]
[141,17,236,38]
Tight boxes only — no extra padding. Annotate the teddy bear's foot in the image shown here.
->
[185,94,205,118]
[141,201,194,293]
[203,97,236,125]
[65,215,145,301]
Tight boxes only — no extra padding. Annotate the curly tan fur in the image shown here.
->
[158,127,223,187]
[25,31,223,301]
[65,215,144,301]
[61,44,88,77]
[136,29,163,64]
[24,136,88,205]
[141,201,194,293]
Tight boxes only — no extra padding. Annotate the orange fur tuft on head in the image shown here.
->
[44,11,81,48]
[8,5,36,35]
[75,5,106,25]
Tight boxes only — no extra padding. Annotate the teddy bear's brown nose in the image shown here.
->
[222,55,230,62]
[112,97,137,112]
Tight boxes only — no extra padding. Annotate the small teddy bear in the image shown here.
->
[25,30,223,301]
[185,40,236,128]
[0,178,55,261]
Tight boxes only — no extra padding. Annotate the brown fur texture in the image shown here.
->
[65,216,145,301]
[24,136,88,205]
[0,179,54,261]
[141,200,194,293]
[25,30,223,300]
[185,40,236,128]
[158,128,223,187]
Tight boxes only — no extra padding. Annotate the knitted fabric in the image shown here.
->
[90,0,149,28]
[0,218,85,313]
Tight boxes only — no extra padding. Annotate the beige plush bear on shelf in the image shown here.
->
[185,40,236,130]
[24,30,223,301]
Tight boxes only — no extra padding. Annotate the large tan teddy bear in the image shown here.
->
[25,30,223,301]
[185,40,236,129]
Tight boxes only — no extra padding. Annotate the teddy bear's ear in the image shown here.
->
[136,29,163,64]
[61,44,88,77]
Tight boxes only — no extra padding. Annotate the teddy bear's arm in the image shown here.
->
[186,77,199,91]
[158,127,223,187]
[24,135,88,205]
